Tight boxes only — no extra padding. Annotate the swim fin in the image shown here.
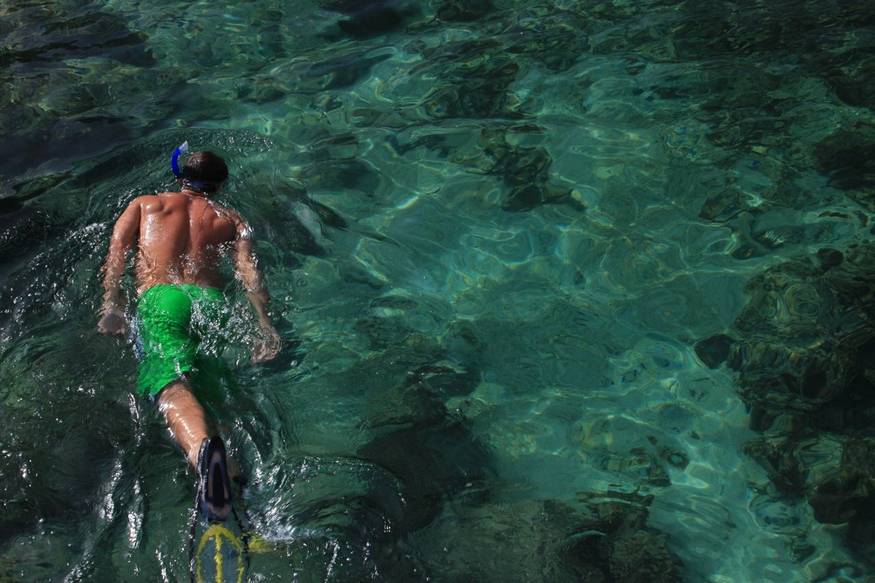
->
[197,436,233,523]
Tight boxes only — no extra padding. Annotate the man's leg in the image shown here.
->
[157,379,233,522]
[157,381,210,468]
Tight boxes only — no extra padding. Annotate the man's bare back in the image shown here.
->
[126,191,240,293]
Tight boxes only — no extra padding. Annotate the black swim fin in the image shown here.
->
[197,436,233,523]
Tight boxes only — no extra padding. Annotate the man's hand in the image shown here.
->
[252,323,281,363]
[98,307,128,336]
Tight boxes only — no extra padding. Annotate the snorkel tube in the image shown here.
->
[170,141,189,178]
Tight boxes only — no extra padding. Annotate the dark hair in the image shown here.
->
[182,151,228,193]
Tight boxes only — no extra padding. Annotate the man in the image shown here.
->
[97,149,281,522]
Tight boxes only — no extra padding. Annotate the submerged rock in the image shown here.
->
[478,127,577,211]
[728,245,875,425]
[694,333,733,369]
[323,0,420,39]
[419,40,522,119]
[435,0,494,22]
[414,492,682,582]
[698,188,750,223]
[358,361,491,530]
[352,342,492,533]
[816,247,844,271]
[358,417,491,531]
[808,438,875,525]
[388,124,577,212]
[716,242,875,563]
[823,53,875,113]
[814,127,875,194]
[608,530,680,583]
[506,10,590,72]
[300,51,393,91]
[243,453,424,581]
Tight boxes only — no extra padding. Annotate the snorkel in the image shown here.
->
[170,141,189,178]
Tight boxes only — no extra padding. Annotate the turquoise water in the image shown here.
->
[2,0,874,581]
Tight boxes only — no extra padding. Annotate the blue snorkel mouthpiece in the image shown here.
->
[170,141,189,177]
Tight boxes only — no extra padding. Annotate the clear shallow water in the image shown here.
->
[1,0,874,581]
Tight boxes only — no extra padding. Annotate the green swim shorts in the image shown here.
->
[136,283,234,401]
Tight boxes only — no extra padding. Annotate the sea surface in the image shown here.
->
[1,1,874,581]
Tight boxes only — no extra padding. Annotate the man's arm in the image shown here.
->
[233,218,281,362]
[98,198,141,335]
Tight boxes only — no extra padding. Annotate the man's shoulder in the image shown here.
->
[128,193,164,206]
[129,192,190,209]
[212,202,244,223]
[213,205,251,239]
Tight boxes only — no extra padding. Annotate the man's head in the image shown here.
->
[181,151,228,194]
